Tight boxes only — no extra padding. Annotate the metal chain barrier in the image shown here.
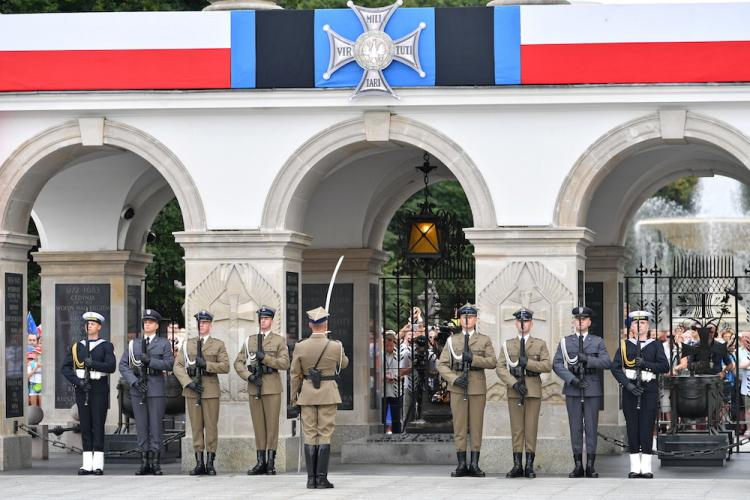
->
[18,423,184,457]
[597,431,750,458]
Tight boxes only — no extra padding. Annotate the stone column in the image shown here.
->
[463,226,594,474]
[204,0,282,10]
[301,248,389,452]
[174,230,311,473]
[585,245,631,442]
[0,232,37,470]
[33,251,153,435]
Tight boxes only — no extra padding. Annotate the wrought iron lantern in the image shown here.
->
[405,153,443,260]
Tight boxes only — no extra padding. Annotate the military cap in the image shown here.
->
[628,310,652,321]
[512,307,534,321]
[572,306,594,318]
[458,303,478,316]
[307,306,330,324]
[194,310,213,322]
[142,309,162,322]
[82,311,105,324]
[257,305,276,318]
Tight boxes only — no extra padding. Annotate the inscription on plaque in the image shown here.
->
[55,284,110,409]
[5,273,24,418]
[286,272,300,418]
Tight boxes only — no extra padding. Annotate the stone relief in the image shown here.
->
[478,261,574,402]
[187,263,281,401]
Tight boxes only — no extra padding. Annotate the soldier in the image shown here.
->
[61,312,116,475]
[234,306,290,475]
[290,306,349,489]
[496,308,551,478]
[119,309,174,475]
[437,303,496,478]
[173,310,229,476]
[611,311,669,479]
[553,306,612,478]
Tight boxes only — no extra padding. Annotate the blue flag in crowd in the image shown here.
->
[27,311,38,335]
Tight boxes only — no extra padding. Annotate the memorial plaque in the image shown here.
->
[302,283,354,410]
[127,285,141,343]
[286,272,299,419]
[369,282,379,409]
[55,284,110,409]
[5,273,24,418]
[585,282,604,338]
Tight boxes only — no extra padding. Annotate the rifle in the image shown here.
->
[255,327,264,400]
[140,335,148,406]
[461,332,470,401]
[83,326,91,407]
[517,335,526,407]
[195,337,204,407]
[635,331,643,411]
[577,330,585,405]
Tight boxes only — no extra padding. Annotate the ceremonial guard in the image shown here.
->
[119,309,174,475]
[61,312,116,475]
[290,306,349,489]
[234,306,290,475]
[437,303,496,478]
[611,311,669,478]
[173,310,229,475]
[496,308,551,478]
[552,306,612,478]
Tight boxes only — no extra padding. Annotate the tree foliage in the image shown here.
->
[653,176,699,212]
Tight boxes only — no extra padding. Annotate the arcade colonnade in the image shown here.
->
[1,97,750,471]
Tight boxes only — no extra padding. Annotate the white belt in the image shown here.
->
[624,368,656,382]
[75,369,104,380]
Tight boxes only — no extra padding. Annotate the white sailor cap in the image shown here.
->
[628,310,652,321]
[82,311,105,324]
[306,306,330,324]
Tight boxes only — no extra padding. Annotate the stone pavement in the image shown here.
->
[1,451,748,499]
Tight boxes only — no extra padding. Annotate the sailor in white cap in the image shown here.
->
[61,311,116,475]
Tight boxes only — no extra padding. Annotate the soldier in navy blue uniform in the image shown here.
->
[553,306,612,478]
[611,311,669,478]
[61,311,116,475]
[119,309,175,475]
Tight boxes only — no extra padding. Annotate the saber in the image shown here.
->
[325,256,345,312]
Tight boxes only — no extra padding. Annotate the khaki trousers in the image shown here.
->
[301,404,337,445]
[186,397,220,453]
[508,396,541,453]
[248,393,281,450]
[450,393,486,452]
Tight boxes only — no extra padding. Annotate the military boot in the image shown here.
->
[568,453,584,478]
[304,444,317,489]
[205,452,217,476]
[135,451,151,476]
[451,451,468,477]
[524,452,536,478]
[506,452,524,478]
[468,451,485,477]
[266,450,277,475]
[151,451,163,476]
[189,452,205,476]
[585,454,599,478]
[247,450,267,475]
[315,444,334,489]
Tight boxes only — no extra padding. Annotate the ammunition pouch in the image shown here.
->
[307,368,322,389]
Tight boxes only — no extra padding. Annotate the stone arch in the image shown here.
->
[554,111,750,231]
[261,114,496,236]
[0,118,207,235]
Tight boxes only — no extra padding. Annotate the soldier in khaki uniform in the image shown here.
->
[234,306,290,475]
[290,306,349,489]
[173,310,229,476]
[437,303,497,478]
[496,308,552,478]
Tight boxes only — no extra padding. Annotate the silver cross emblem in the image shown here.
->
[323,0,426,98]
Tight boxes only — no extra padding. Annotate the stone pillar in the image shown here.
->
[0,232,37,470]
[174,230,311,473]
[33,251,153,434]
[204,0,281,10]
[585,245,631,441]
[302,248,389,452]
[463,227,594,474]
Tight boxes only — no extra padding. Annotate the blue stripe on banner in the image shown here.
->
[231,10,256,88]
[494,6,520,85]
[314,8,435,88]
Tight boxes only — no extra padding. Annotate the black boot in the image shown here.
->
[569,453,584,478]
[468,451,485,477]
[506,452,524,478]
[135,451,151,476]
[205,452,217,476]
[304,444,317,489]
[189,452,205,476]
[266,450,277,475]
[586,454,599,478]
[247,450,267,475]
[524,452,536,478]
[151,451,163,476]
[315,444,334,489]
[451,451,468,477]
